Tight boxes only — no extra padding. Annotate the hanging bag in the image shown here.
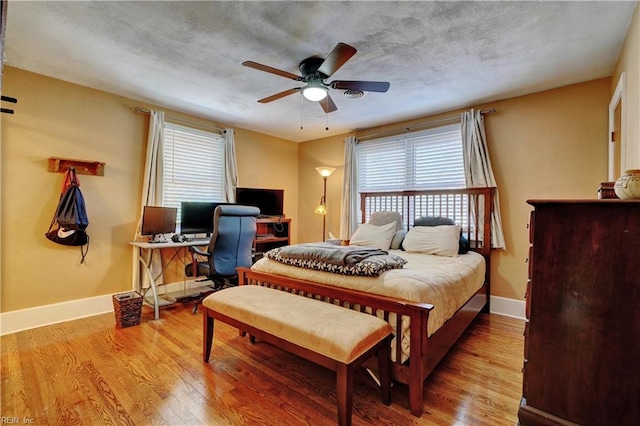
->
[45,167,90,262]
[55,182,89,230]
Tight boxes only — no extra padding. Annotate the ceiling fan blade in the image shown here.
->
[317,43,357,77]
[319,94,337,114]
[258,88,300,104]
[331,80,391,93]
[242,61,302,81]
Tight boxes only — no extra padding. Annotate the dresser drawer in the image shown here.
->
[523,320,529,358]
[521,359,528,398]
[525,279,531,319]
[528,210,535,244]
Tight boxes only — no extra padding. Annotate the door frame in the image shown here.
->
[608,72,626,181]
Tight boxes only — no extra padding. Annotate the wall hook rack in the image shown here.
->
[48,157,106,176]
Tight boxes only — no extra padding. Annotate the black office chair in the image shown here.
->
[185,205,260,310]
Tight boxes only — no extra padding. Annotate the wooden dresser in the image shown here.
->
[519,200,640,426]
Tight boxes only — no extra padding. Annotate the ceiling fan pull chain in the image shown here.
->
[325,102,329,131]
[300,93,304,130]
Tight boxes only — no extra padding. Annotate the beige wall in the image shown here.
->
[296,134,346,242]
[3,5,636,312]
[235,128,299,243]
[613,3,640,171]
[0,67,299,312]
[298,78,612,300]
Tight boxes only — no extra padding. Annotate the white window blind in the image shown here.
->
[358,124,465,192]
[162,123,225,219]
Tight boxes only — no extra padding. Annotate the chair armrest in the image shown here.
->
[189,246,210,257]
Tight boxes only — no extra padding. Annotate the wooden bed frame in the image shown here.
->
[238,187,495,417]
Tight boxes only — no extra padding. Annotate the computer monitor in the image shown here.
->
[141,206,177,236]
[180,202,232,235]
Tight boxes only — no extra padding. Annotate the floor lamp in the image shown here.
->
[314,166,335,242]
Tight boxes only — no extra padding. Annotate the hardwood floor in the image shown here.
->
[1,303,523,425]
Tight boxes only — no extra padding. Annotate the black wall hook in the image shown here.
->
[1,95,18,114]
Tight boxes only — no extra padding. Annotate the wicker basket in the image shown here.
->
[113,291,143,328]
[598,182,618,199]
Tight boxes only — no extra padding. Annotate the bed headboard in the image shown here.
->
[360,187,495,259]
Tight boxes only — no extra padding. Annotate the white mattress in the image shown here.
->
[251,250,486,361]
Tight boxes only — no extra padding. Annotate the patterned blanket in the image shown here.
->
[265,243,407,276]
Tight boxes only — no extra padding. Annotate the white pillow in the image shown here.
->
[350,222,396,250]
[402,225,461,257]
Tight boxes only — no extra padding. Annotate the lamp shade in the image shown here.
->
[315,167,336,177]
[302,84,328,102]
[314,203,327,215]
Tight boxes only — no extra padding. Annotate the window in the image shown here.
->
[162,123,225,222]
[357,124,465,192]
[357,124,467,226]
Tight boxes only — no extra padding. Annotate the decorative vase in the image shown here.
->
[614,169,640,199]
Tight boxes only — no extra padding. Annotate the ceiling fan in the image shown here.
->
[242,42,390,113]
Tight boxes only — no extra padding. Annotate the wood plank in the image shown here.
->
[1,305,523,425]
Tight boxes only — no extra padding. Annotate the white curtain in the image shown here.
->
[461,109,506,249]
[132,111,165,290]
[224,128,238,202]
[137,111,165,228]
[340,136,359,240]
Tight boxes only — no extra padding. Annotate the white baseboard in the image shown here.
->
[490,295,526,320]
[0,293,115,336]
[0,279,207,336]
[1,283,525,335]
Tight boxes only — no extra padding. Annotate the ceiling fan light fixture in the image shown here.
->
[302,84,328,102]
[243,42,390,113]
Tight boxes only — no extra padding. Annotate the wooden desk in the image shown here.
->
[129,239,211,320]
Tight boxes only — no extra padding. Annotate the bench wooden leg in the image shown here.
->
[336,363,353,426]
[378,337,392,406]
[202,308,214,362]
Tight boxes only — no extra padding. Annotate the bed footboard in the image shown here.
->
[238,267,435,417]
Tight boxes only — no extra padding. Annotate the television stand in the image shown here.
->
[254,217,291,254]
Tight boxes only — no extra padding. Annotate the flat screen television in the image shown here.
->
[235,187,284,217]
[141,206,177,236]
[180,201,232,235]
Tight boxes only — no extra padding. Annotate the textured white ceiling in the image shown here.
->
[4,1,637,142]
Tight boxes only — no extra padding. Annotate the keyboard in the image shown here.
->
[191,237,210,243]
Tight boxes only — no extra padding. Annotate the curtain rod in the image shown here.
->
[356,107,496,142]
[134,106,225,133]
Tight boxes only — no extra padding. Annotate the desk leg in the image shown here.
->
[137,248,161,320]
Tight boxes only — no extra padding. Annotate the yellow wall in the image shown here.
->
[234,128,299,241]
[298,78,612,300]
[296,134,346,242]
[613,3,640,170]
[0,67,299,312]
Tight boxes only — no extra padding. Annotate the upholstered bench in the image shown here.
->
[202,285,393,426]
